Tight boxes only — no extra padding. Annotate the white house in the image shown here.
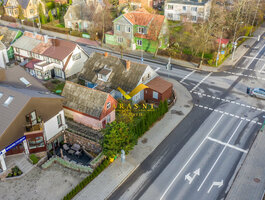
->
[0,65,66,172]
[12,31,89,80]
[0,41,9,68]
[164,0,212,23]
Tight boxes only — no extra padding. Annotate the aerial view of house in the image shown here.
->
[12,31,89,80]
[105,8,167,53]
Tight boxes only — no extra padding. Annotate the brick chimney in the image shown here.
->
[104,52,108,57]
[126,60,130,71]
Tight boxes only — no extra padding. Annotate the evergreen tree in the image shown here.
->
[18,5,24,20]
[48,10,54,22]
[38,4,46,24]
[56,7,60,19]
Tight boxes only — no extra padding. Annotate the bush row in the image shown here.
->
[41,24,70,34]
[63,159,110,200]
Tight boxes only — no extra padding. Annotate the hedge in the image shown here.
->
[41,24,70,34]
[63,159,110,200]
[1,15,16,23]
[29,154,39,165]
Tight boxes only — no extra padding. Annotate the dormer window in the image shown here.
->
[107,102,111,110]
[98,66,112,82]
[138,27,145,34]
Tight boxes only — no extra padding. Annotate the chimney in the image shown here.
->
[104,52,108,57]
[126,60,130,71]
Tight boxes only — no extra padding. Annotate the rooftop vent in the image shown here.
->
[3,96,14,107]
[20,77,31,87]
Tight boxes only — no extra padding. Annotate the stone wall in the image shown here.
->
[65,131,102,154]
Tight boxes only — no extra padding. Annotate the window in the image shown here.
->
[28,136,45,149]
[192,16,197,22]
[116,24,120,31]
[168,4,173,10]
[72,52,81,61]
[106,115,111,123]
[14,9,18,14]
[67,21,71,27]
[137,39,142,46]
[107,102,111,109]
[0,92,3,99]
[167,13,173,19]
[153,91,158,99]
[183,6,186,11]
[176,14,180,20]
[134,92,140,102]
[3,96,14,107]
[117,37,123,43]
[84,22,88,28]
[57,114,62,128]
[30,9,34,14]
[54,68,63,77]
[125,26,131,33]
[138,27,144,34]
[26,111,37,125]
[27,51,31,57]
[191,7,197,12]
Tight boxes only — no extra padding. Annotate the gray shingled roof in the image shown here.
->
[78,52,149,92]
[12,35,42,52]
[3,0,30,9]
[166,0,209,5]
[0,65,62,135]
[61,81,108,119]
[64,2,97,21]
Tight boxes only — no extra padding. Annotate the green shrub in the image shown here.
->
[70,30,82,37]
[29,154,40,165]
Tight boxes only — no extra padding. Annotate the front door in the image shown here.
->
[51,69,55,78]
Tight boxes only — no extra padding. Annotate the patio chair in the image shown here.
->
[75,150,82,158]
[63,144,69,151]
[71,143,81,151]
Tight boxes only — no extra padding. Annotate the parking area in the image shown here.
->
[0,163,87,200]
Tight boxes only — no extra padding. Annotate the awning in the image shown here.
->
[19,59,29,67]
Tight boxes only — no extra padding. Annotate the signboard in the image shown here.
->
[0,136,26,155]
[82,33,90,39]
[221,51,225,55]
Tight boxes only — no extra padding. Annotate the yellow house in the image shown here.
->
[4,0,46,19]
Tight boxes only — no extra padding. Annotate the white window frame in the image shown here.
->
[57,114,62,128]
[192,15,197,22]
[153,91,158,99]
[117,37,123,43]
[116,24,121,31]
[183,6,186,11]
[107,102,111,110]
[106,114,111,123]
[67,21,72,27]
[191,7,197,12]
[138,27,144,34]
[167,13,173,19]
[167,4,173,10]
[137,39,142,46]
[125,26,131,33]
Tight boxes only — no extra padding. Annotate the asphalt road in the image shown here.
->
[105,36,265,200]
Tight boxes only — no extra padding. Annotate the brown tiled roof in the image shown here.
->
[134,14,165,41]
[42,39,76,61]
[123,8,152,26]
[25,59,41,69]
[146,77,173,94]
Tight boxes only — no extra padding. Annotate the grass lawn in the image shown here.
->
[56,24,65,28]
[43,79,65,95]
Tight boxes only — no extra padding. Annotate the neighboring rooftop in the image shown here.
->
[0,26,20,48]
[62,81,109,119]
[0,65,62,135]
[79,52,152,92]
[146,76,173,94]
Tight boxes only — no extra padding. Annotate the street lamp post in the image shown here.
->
[216,27,228,67]
[232,35,260,61]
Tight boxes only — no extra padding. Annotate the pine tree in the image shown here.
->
[56,7,60,19]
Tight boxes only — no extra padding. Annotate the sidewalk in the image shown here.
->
[225,128,265,200]
[73,78,193,200]
[1,20,264,73]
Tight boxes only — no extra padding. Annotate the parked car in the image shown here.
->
[247,87,265,100]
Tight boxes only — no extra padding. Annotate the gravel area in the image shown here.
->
[0,163,88,200]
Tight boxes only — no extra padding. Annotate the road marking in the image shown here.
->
[243,56,265,62]
[197,120,243,191]
[259,63,265,73]
[194,104,262,124]
[223,71,265,81]
[155,67,160,72]
[245,43,265,69]
[185,168,200,184]
[192,91,265,112]
[207,137,248,153]
[180,70,196,83]
[207,180,223,194]
[190,72,212,92]
[160,114,225,200]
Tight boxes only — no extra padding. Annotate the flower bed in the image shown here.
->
[7,166,23,178]
[42,156,93,173]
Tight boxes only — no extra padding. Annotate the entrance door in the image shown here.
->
[51,69,55,78]
[102,120,106,129]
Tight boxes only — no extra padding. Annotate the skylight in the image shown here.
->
[20,77,31,87]
[0,92,2,99]
[3,96,14,107]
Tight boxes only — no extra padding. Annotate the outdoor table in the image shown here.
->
[68,149,75,155]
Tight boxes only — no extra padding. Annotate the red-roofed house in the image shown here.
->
[12,31,89,80]
[105,8,168,53]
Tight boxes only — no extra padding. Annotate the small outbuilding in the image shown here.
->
[144,76,173,104]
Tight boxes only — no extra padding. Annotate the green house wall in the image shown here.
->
[134,37,158,53]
